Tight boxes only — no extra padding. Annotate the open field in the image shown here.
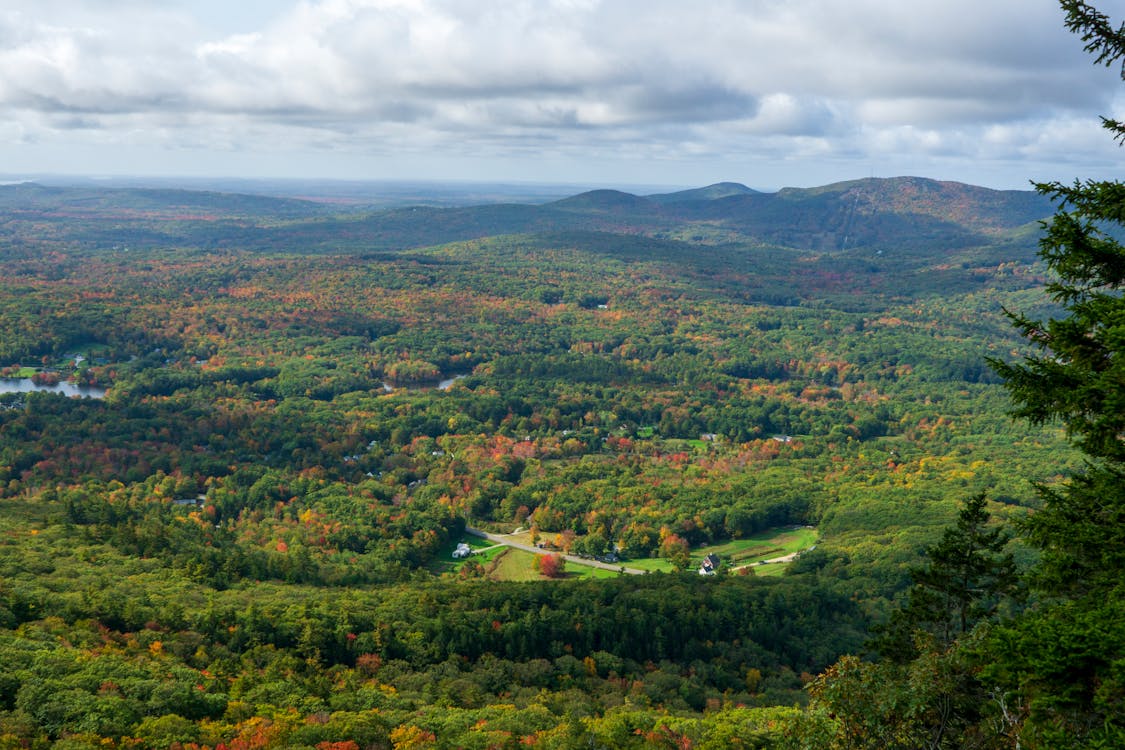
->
[622,557,674,572]
[430,535,506,575]
[487,548,542,581]
[486,548,623,581]
[551,526,820,575]
[720,527,819,564]
[562,562,622,580]
[752,562,788,578]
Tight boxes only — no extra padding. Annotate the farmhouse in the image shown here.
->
[698,553,720,575]
[452,542,472,559]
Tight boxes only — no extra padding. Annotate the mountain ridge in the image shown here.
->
[0,176,1055,256]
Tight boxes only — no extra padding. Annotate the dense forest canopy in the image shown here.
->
[6,19,1124,734]
[0,167,1076,748]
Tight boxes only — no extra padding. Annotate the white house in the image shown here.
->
[698,553,720,575]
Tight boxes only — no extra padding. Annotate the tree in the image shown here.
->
[659,533,692,571]
[983,3,1125,746]
[795,496,1016,750]
[992,0,1125,469]
[535,552,566,578]
[873,493,1016,663]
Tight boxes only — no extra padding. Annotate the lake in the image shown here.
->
[0,378,107,399]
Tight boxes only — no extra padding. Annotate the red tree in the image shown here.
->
[536,553,566,578]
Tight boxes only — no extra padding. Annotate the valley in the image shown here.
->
[0,177,1080,747]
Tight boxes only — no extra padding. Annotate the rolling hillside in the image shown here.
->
[0,176,1055,257]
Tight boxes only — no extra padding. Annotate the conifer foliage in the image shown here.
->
[984,2,1125,746]
[874,493,1016,664]
[793,495,1015,750]
[797,4,1125,748]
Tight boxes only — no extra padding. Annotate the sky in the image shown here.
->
[1,0,1123,191]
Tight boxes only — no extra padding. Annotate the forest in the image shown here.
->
[0,163,1086,750]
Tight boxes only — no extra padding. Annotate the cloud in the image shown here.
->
[0,0,1119,186]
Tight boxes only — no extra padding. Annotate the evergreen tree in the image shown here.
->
[984,3,1125,746]
[793,496,1016,750]
[873,493,1016,664]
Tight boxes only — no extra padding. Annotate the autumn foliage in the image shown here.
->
[535,552,567,578]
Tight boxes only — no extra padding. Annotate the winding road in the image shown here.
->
[465,526,810,575]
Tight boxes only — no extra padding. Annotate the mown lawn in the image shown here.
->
[487,548,542,581]
[618,526,819,575]
[430,535,506,575]
[437,527,818,580]
[623,557,675,573]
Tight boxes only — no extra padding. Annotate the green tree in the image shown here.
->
[984,2,1125,746]
[793,496,1016,750]
[874,493,1016,663]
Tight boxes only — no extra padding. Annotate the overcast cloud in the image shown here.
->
[0,0,1121,189]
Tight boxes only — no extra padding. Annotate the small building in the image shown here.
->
[452,543,472,559]
[172,495,206,508]
[698,553,721,576]
[597,544,622,564]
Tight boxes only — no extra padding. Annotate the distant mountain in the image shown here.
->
[0,176,1056,259]
[0,182,327,219]
[777,177,1052,234]
[548,189,659,213]
[655,176,1054,253]
[646,182,758,204]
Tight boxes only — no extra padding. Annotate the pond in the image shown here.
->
[0,378,107,399]
[382,374,467,393]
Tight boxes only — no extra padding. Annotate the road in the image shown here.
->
[730,550,802,573]
[465,526,810,575]
[465,526,648,575]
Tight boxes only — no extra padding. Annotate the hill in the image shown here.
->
[0,176,1055,262]
[0,181,328,219]
[549,188,659,213]
[655,176,1053,253]
[646,181,759,204]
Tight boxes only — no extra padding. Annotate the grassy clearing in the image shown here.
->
[616,526,819,575]
[751,563,788,578]
[470,545,508,566]
[0,367,38,379]
[446,526,819,580]
[429,535,506,575]
[707,527,819,565]
[564,563,621,580]
[487,548,542,581]
[485,548,623,581]
[623,557,675,573]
